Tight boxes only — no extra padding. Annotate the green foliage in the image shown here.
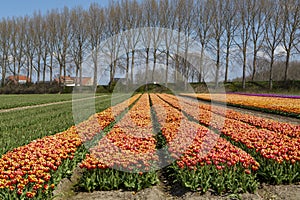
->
[169,163,259,195]
[0,94,73,110]
[77,168,159,192]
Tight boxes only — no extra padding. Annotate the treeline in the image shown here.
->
[0,0,300,90]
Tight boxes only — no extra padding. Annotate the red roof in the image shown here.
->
[7,75,31,82]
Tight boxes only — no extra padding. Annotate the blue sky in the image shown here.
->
[0,0,112,19]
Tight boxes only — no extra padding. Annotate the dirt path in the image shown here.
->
[53,167,300,200]
[0,95,109,114]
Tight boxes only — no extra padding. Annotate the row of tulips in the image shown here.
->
[78,94,159,192]
[0,128,83,199]
[159,94,300,184]
[181,93,300,116]
[171,94,300,138]
[76,94,141,142]
[228,92,300,99]
[150,94,260,194]
[0,94,141,199]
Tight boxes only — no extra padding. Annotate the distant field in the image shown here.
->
[0,94,74,110]
[0,93,110,110]
[0,93,127,156]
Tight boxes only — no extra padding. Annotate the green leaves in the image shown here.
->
[78,168,159,192]
[170,163,259,195]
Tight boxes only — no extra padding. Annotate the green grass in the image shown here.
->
[0,94,128,156]
[0,94,74,110]
[0,93,111,110]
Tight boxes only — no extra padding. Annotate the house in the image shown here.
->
[55,76,93,86]
[5,75,31,85]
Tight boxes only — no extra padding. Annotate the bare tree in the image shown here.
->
[46,10,59,84]
[180,0,196,89]
[87,3,106,88]
[209,0,225,88]
[70,7,88,86]
[120,0,141,88]
[282,0,300,82]
[40,15,50,83]
[32,12,44,83]
[15,17,26,83]
[148,0,164,83]
[52,7,71,88]
[195,0,213,83]
[263,0,283,89]
[250,0,267,81]
[140,0,154,88]
[0,19,11,86]
[24,17,37,83]
[223,0,239,83]
[235,0,251,89]
[105,2,122,90]
[160,0,176,87]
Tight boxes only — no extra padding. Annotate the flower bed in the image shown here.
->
[160,94,300,184]
[168,94,300,138]
[150,94,259,194]
[0,94,141,199]
[78,94,159,192]
[181,93,300,117]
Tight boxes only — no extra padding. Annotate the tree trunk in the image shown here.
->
[1,57,6,87]
[214,39,220,88]
[75,65,79,86]
[199,47,204,83]
[49,54,53,84]
[224,39,230,83]
[29,57,33,84]
[125,52,129,91]
[131,50,135,85]
[251,44,257,81]
[165,50,169,87]
[145,48,149,90]
[109,63,113,90]
[42,62,46,83]
[152,49,157,83]
[269,55,274,90]
[93,48,98,90]
[242,47,247,89]
[284,50,290,82]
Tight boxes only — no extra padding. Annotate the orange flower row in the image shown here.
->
[182,93,300,115]
[150,94,259,172]
[160,94,300,164]
[0,128,81,198]
[80,94,159,172]
[169,94,300,138]
[0,94,141,198]
[76,94,141,142]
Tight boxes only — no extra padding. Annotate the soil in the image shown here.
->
[53,96,300,200]
[53,172,300,200]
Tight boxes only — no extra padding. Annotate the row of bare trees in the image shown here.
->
[0,0,300,89]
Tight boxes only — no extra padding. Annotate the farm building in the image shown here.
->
[5,75,31,85]
[54,75,93,86]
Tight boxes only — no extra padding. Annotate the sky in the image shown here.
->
[0,0,112,19]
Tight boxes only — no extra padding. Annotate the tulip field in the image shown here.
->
[0,92,299,199]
